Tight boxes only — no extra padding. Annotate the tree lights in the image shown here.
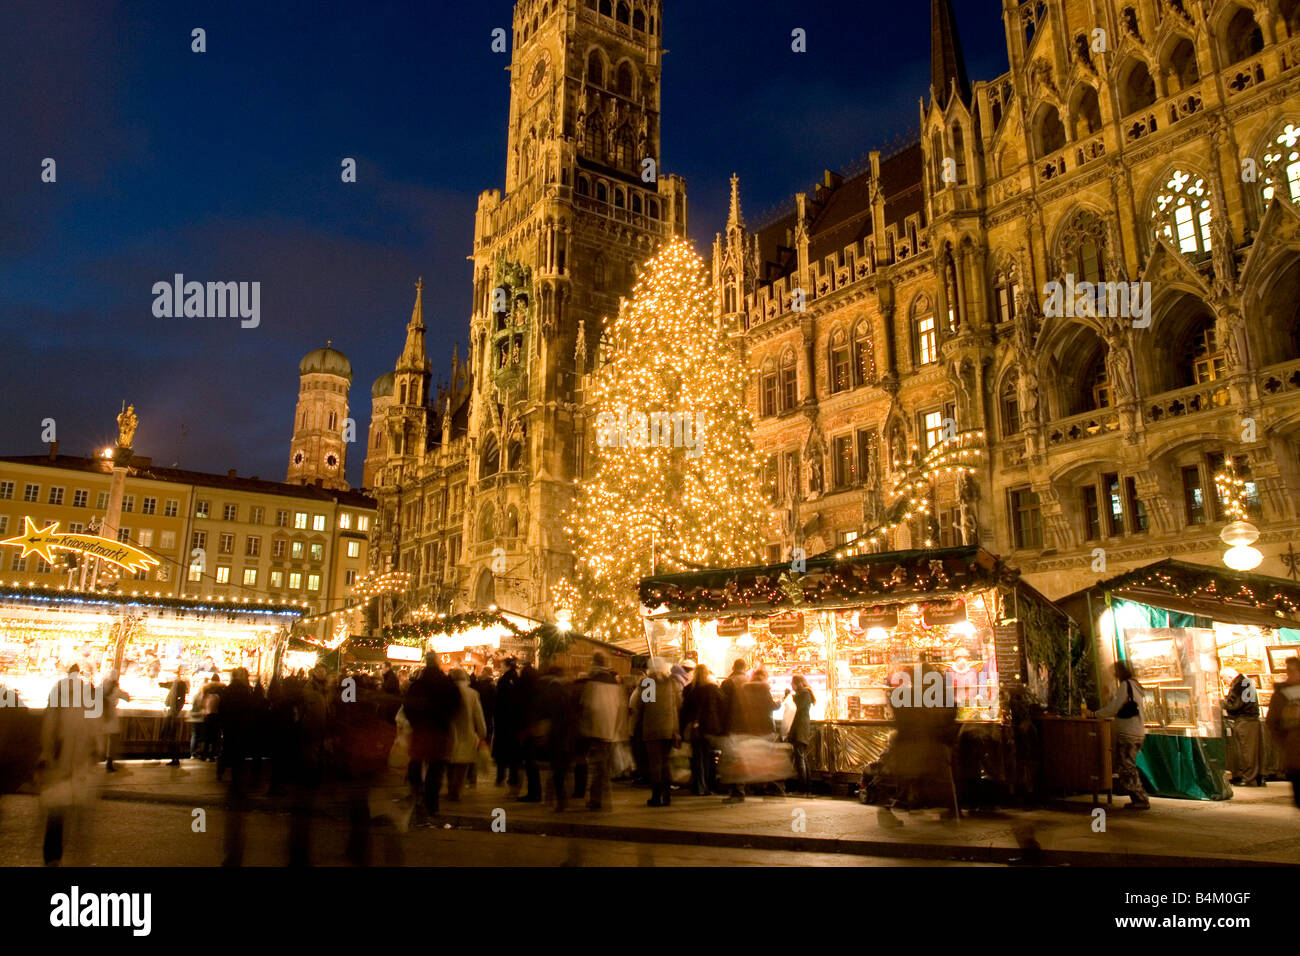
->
[566,238,768,644]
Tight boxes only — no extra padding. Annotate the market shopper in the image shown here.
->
[516,662,545,802]
[99,668,131,773]
[579,652,622,810]
[787,674,816,795]
[494,658,522,790]
[403,654,460,820]
[1094,660,1151,810]
[200,676,222,761]
[681,663,723,796]
[1223,668,1264,787]
[163,669,189,766]
[446,668,487,802]
[1265,657,1300,809]
[218,668,256,866]
[632,659,681,807]
[720,660,751,802]
[39,665,100,865]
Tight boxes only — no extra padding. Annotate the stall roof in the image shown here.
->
[1061,559,1300,629]
[0,583,304,618]
[640,546,1030,619]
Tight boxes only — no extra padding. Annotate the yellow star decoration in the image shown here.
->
[0,516,160,574]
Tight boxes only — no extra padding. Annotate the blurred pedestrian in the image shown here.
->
[632,660,681,807]
[39,665,100,865]
[1266,657,1300,809]
[201,676,222,761]
[162,668,188,766]
[516,661,544,802]
[538,665,579,811]
[682,663,723,796]
[1094,660,1150,811]
[447,668,487,801]
[99,668,131,772]
[579,652,622,810]
[720,659,750,803]
[403,653,459,821]
[219,668,255,866]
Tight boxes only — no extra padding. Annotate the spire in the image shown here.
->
[930,0,970,109]
[397,277,430,373]
[727,173,745,231]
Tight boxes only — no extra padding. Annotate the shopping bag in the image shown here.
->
[668,743,692,785]
[718,735,794,784]
[611,740,634,777]
[475,740,493,777]
[388,707,412,770]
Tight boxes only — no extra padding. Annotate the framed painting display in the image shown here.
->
[1266,645,1298,674]
[1123,630,1184,683]
[1140,685,1162,727]
[1160,686,1195,728]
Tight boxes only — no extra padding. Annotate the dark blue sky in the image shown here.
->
[1,0,1008,488]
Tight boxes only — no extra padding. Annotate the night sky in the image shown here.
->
[1,0,1008,489]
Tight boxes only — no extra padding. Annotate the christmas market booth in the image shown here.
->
[322,608,544,676]
[1060,559,1300,801]
[640,545,1092,798]
[0,582,303,756]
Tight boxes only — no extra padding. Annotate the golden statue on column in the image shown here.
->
[116,403,139,449]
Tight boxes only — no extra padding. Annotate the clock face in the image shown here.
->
[528,54,549,95]
[326,454,338,468]
[293,452,304,465]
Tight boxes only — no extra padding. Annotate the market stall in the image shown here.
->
[0,583,303,756]
[336,608,544,674]
[1061,559,1300,801]
[641,546,1091,794]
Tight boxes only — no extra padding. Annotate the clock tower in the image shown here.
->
[461,0,688,619]
[287,344,352,491]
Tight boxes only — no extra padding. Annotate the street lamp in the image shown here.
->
[1221,520,1263,571]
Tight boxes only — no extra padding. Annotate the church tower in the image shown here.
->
[287,344,351,490]
[462,0,687,618]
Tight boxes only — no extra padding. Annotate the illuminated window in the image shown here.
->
[188,564,202,583]
[339,513,352,530]
[853,322,874,384]
[160,531,175,550]
[347,540,361,558]
[289,572,303,590]
[270,570,284,588]
[923,410,946,451]
[294,512,308,529]
[242,568,258,587]
[307,573,321,592]
[313,514,326,531]
[137,529,153,548]
[829,329,851,393]
[310,543,324,562]
[357,515,370,532]
[760,361,778,417]
[916,315,937,366]
[832,435,854,488]
[291,541,305,560]
[780,351,798,410]
[215,566,231,584]
[1262,123,1300,205]
[1152,169,1213,256]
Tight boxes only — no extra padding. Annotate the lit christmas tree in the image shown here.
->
[566,238,768,644]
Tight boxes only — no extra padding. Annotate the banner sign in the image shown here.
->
[2,517,160,575]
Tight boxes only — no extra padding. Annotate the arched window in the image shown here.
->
[1055,208,1109,284]
[505,507,520,539]
[1177,313,1226,387]
[599,0,612,16]
[632,192,643,214]
[944,256,961,332]
[1070,85,1103,138]
[1262,123,1300,205]
[1083,346,1109,411]
[853,321,875,384]
[1164,36,1199,91]
[1223,5,1264,65]
[912,296,938,367]
[595,179,607,203]
[507,440,523,471]
[648,199,660,219]
[1035,105,1066,156]
[586,50,605,86]
[632,8,646,31]
[399,382,407,404]
[613,127,634,168]
[780,350,798,410]
[1152,169,1214,257]
[931,131,945,187]
[1119,59,1157,115]
[829,328,851,393]
[615,62,634,98]
[951,125,968,184]
[577,175,591,196]
[1001,374,1021,436]
[760,359,778,417]
[616,2,630,24]
[587,116,606,160]
[614,187,626,209]
[481,436,500,479]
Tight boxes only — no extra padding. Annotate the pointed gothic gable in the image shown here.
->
[1240,196,1300,304]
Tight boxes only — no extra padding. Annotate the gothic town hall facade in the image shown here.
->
[364,0,1300,627]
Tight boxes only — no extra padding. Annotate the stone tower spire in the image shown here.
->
[398,277,430,379]
[930,0,970,109]
[727,173,745,232]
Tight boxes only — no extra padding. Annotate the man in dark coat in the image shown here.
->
[1224,669,1264,786]
[218,668,256,866]
[493,658,522,789]
[515,662,544,802]
[403,654,461,818]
